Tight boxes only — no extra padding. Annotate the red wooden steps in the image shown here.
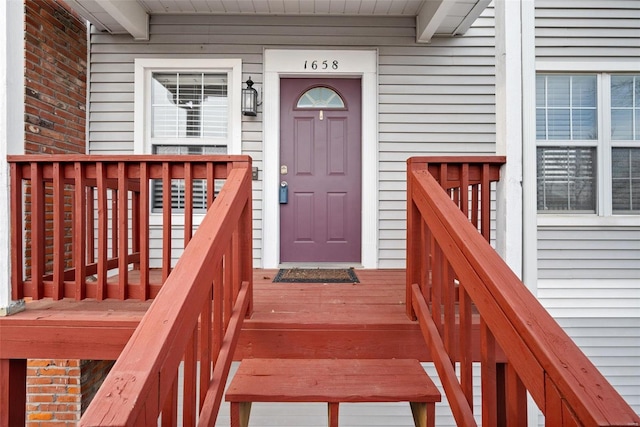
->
[225,358,441,427]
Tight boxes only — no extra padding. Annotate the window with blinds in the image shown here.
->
[148,72,230,212]
[536,73,640,215]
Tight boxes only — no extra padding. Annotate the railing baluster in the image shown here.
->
[96,162,108,300]
[480,163,491,241]
[10,163,24,300]
[183,327,198,427]
[184,162,193,246]
[162,162,172,282]
[200,288,213,408]
[162,377,178,427]
[111,187,118,260]
[224,244,233,330]
[480,319,498,427]
[52,162,65,300]
[139,162,150,300]
[30,163,45,299]
[459,285,474,410]
[505,362,527,426]
[73,162,87,300]
[213,260,224,365]
[431,238,443,336]
[118,162,128,300]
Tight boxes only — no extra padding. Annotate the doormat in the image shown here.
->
[273,268,359,283]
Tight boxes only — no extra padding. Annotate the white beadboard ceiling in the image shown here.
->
[64,0,490,42]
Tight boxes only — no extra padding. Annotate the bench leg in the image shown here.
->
[230,402,252,427]
[410,402,435,427]
[327,402,339,427]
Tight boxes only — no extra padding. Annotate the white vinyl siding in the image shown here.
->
[87,12,496,270]
[535,0,640,419]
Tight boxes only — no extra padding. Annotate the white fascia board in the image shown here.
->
[96,0,149,41]
[416,0,457,43]
[453,0,492,35]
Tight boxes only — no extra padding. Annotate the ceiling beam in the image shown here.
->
[96,0,149,41]
[416,0,457,43]
[453,0,492,35]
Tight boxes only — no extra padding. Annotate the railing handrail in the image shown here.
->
[407,158,640,426]
[79,160,253,425]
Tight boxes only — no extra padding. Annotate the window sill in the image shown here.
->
[537,214,640,227]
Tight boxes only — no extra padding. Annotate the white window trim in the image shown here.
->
[262,49,378,269]
[133,58,242,155]
[535,67,640,225]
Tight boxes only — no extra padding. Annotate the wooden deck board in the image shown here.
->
[0,269,431,361]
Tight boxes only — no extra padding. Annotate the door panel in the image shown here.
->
[280,78,361,263]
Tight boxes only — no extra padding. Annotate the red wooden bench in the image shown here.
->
[225,358,441,427]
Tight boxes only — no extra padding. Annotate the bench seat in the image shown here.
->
[225,358,441,427]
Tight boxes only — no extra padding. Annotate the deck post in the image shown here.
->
[0,359,27,427]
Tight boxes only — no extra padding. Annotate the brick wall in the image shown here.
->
[24,0,87,155]
[22,1,112,425]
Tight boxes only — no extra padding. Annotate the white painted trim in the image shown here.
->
[416,0,454,43]
[263,49,378,269]
[494,0,523,278]
[134,58,242,155]
[521,0,538,296]
[96,0,149,40]
[1,0,25,313]
[537,61,640,72]
[537,214,640,227]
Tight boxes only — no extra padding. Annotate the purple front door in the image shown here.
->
[280,78,362,263]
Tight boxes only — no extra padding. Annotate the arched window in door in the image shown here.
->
[296,86,345,109]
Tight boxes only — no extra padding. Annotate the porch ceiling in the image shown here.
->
[64,0,490,43]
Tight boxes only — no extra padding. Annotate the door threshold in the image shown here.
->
[278,262,363,269]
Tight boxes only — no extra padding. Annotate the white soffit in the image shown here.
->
[65,0,489,43]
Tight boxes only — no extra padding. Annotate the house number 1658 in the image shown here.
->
[304,60,339,70]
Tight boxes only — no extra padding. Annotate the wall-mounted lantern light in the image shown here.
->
[241,77,258,116]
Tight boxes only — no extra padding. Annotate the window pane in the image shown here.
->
[296,87,345,109]
[612,148,640,213]
[611,109,633,140]
[536,74,597,141]
[611,75,634,108]
[537,147,596,212]
[573,109,597,139]
[547,109,570,140]
[611,75,639,141]
[151,72,227,139]
[547,76,570,107]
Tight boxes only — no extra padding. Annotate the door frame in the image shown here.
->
[263,49,378,268]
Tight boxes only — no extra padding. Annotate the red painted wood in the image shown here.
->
[118,162,129,299]
[52,162,65,300]
[505,363,527,427]
[412,284,477,427]
[199,289,213,409]
[10,163,24,300]
[198,282,252,427]
[162,162,171,282]
[481,320,498,427]
[73,162,87,300]
[183,327,197,427]
[0,358,26,427]
[459,287,474,410]
[31,163,45,300]
[80,163,252,425]
[139,162,150,300]
[96,162,108,300]
[226,358,440,403]
[184,162,193,247]
[407,158,640,426]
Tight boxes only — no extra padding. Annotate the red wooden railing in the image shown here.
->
[76,156,253,425]
[8,155,245,301]
[406,156,640,426]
